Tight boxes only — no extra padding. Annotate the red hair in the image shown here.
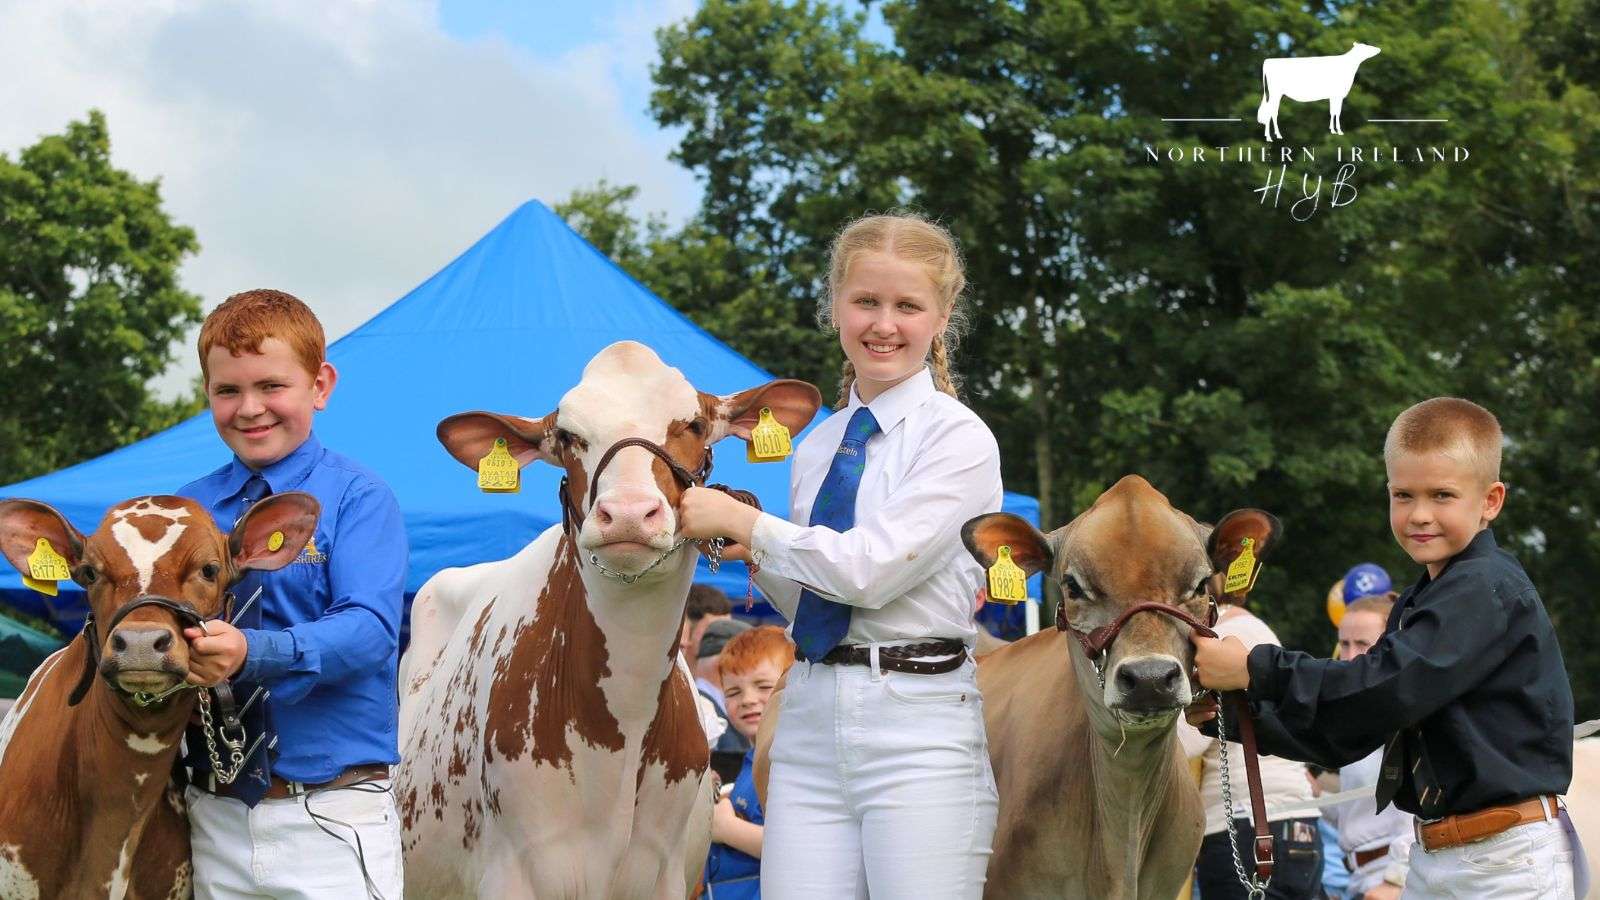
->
[199,289,326,382]
[717,625,795,680]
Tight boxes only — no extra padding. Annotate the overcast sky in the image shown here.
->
[0,0,702,394]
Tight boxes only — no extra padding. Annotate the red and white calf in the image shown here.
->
[396,341,820,898]
[0,493,317,900]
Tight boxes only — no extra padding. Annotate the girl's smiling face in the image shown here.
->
[832,251,949,404]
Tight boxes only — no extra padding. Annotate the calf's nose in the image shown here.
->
[593,495,667,533]
[1112,657,1185,710]
[111,626,176,669]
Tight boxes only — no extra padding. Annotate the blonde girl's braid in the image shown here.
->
[835,358,858,409]
[822,210,969,405]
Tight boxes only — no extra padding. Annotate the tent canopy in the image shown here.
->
[0,201,1039,632]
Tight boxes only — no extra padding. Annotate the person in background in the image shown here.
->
[702,625,795,899]
[699,616,755,782]
[683,584,734,663]
[1324,588,1413,900]
[1180,587,1324,900]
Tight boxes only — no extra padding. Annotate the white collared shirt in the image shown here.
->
[749,367,1003,646]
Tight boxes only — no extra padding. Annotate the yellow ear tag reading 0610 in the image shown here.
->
[1224,536,1257,595]
[477,437,521,493]
[24,537,71,596]
[746,408,793,463]
[987,546,1028,604]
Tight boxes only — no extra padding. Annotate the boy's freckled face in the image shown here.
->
[1386,450,1505,578]
[206,337,336,470]
[720,659,785,741]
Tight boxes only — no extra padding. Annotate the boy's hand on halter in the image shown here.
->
[1191,635,1252,691]
[184,620,249,686]
[679,486,761,548]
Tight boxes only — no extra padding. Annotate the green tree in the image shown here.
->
[0,111,203,484]
[637,0,1598,715]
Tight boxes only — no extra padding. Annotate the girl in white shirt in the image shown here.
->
[680,213,1002,898]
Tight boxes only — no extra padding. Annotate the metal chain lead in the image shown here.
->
[587,536,726,585]
[196,689,249,785]
[1214,693,1269,900]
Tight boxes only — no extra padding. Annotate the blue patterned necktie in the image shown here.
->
[221,474,275,806]
[792,406,880,661]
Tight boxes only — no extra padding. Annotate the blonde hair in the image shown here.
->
[1383,397,1503,486]
[820,212,968,407]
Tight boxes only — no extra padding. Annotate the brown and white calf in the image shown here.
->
[395,341,820,898]
[963,475,1279,900]
[0,492,317,900]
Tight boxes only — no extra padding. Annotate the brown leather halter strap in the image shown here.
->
[1058,599,1276,882]
[558,437,761,535]
[68,594,224,706]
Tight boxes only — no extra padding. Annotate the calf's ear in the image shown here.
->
[231,492,321,572]
[437,411,556,470]
[1206,509,1282,600]
[962,513,1054,577]
[0,499,85,577]
[716,381,823,442]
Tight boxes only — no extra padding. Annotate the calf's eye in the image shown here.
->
[200,562,221,582]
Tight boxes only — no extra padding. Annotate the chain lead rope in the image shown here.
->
[1214,693,1269,900]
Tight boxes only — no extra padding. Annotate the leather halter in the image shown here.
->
[1057,594,1275,883]
[558,437,759,537]
[68,593,227,707]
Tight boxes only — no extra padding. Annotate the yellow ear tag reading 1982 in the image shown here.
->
[24,537,71,596]
[987,546,1028,604]
[1224,536,1257,595]
[477,437,521,493]
[746,407,793,463]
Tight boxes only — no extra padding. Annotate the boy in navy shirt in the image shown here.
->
[1193,397,1576,899]
[181,289,407,899]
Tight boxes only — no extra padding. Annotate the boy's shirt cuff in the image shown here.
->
[1245,643,1285,703]
[238,628,296,683]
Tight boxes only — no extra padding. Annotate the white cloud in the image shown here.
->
[0,0,700,394]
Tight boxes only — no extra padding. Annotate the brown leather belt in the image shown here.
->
[206,763,390,800]
[796,639,967,675]
[1349,846,1388,869]
[1416,795,1557,852]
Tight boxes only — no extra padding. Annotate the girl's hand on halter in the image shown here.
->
[679,486,761,548]
[1191,635,1252,691]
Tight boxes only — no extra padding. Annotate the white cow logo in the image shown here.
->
[1257,42,1381,141]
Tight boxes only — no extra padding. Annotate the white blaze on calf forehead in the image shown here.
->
[108,499,192,592]
[560,343,702,492]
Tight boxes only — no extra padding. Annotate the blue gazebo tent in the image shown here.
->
[0,200,1040,637]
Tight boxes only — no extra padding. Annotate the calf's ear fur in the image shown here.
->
[962,512,1054,577]
[437,411,555,470]
[0,499,85,578]
[1206,509,1282,602]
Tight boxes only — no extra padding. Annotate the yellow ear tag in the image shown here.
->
[268,531,285,552]
[746,408,793,463]
[1224,536,1257,595]
[986,546,1029,604]
[477,437,521,493]
[24,538,71,596]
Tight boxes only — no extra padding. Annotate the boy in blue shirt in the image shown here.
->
[180,289,407,899]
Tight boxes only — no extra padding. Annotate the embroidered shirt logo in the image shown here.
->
[295,537,328,565]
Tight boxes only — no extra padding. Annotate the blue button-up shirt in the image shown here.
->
[179,433,407,782]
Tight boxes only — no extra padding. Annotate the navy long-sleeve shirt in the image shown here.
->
[1238,529,1572,818]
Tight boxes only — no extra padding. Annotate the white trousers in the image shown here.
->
[1405,814,1577,899]
[760,653,998,899]
[186,781,404,900]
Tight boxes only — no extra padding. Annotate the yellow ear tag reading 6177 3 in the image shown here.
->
[987,546,1028,604]
[746,407,793,463]
[1224,536,1258,595]
[477,437,521,493]
[23,537,71,597]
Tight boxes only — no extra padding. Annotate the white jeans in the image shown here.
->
[760,653,998,899]
[186,781,404,900]
[1406,814,1576,899]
